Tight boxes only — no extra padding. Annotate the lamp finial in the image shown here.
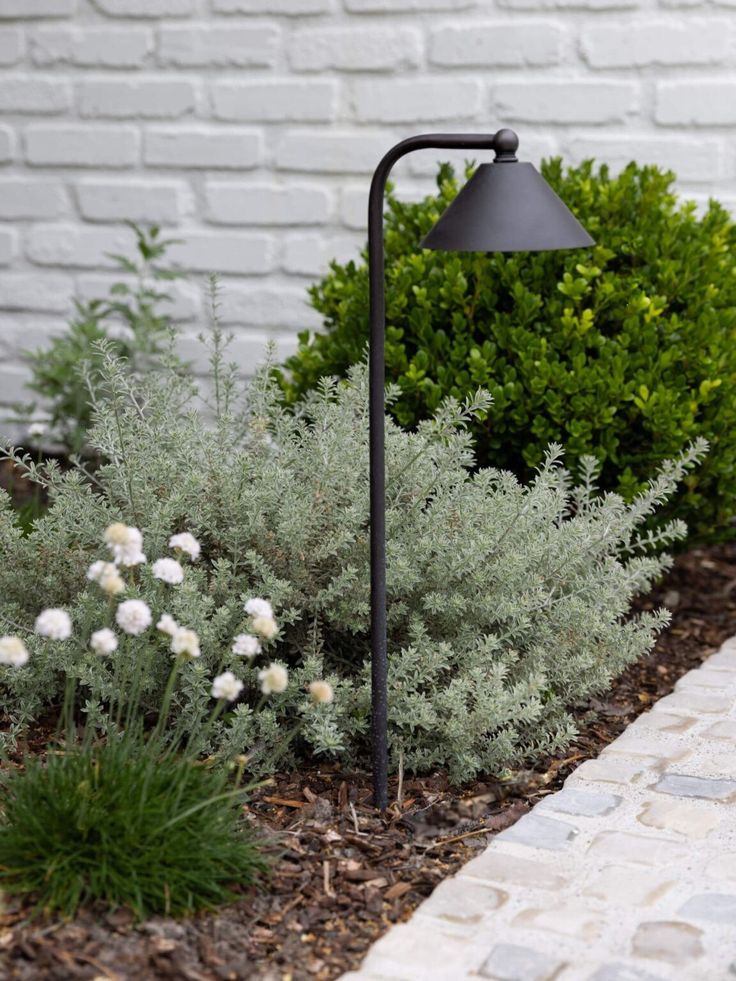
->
[494,128,519,162]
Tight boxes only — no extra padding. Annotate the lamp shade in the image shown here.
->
[420,160,594,253]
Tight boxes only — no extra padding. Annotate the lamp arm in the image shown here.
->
[367,131,503,810]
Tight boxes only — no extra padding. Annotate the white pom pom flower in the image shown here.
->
[258,663,288,695]
[252,615,278,640]
[90,628,118,656]
[104,522,130,547]
[99,567,125,596]
[309,680,334,705]
[157,614,179,636]
[170,627,200,659]
[0,636,30,667]
[86,560,107,582]
[231,633,261,659]
[115,599,152,636]
[169,532,201,562]
[104,524,146,567]
[152,558,184,585]
[113,544,147,568]
[245,597,273,619]
[211,671,243,702]
[35,608,72,641]
[87,561,124,595]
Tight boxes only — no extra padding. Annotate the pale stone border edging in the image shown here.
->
[342,638,736,981]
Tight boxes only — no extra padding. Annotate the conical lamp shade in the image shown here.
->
[420,161,594,253]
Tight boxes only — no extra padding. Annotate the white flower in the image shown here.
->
[171,627,200,659]
[104,522,133,547]
[35,608,72,641]
[87,560,108,582]
[112,544,147,568]
[211,671,243,702]
[252,614,278,640]
[231,633,261,659]
[309,680,334,705]
[99,568,125,596]
[115,599,152,636]
[0,636,29,668]
[87,560,124,595]
[169,532,201,562]
[104,524,146,567]
[152,558,184,585]
[90,628,118,656]
[157,614,179,636]
[245,597,273,620]
[258,663,288,695]
[28,421,46,438]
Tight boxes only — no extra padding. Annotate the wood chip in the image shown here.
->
[263,796,305,808]
[384,882,412,901]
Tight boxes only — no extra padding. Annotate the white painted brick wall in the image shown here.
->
[1,0,736,423]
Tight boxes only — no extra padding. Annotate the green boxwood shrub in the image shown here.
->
[276,160,736,542]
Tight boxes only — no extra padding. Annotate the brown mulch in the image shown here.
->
[1,541,735,980]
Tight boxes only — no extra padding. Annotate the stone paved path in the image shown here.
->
[343,638,736,981]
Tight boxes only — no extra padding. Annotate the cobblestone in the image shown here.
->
[495,813,578,850]
[702,720,736,740]
[347,636,736,980]
[702,650,736,671]
[567,756,656,786]
[479,943,564,979]
[602,732,691,763]
[678,893,736,924]
[587,831,688,866]
[535,787,621,817]
[636,798,721,837]
[416,877,506,924]
[630,921,703,963]
[459,851,567,890]
[676,667,736,691]
[652,691,734,715]
[628,711,696,735]
[513,902,603,939]
[582,867,675,906]
[652,772,736,801]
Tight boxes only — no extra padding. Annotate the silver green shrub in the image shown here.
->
[0,327,706,782]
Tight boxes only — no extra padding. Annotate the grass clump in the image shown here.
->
[0,732,267,919]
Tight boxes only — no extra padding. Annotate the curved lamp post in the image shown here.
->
[368,128,594,810]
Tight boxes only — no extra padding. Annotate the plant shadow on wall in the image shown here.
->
[0,307,706,792]
[11,223,183,458]
[2,224,184,534]
[276,159,736,545]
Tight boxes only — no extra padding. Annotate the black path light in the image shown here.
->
[368,128,595,810]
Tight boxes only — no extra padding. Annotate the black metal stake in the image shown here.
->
[368,132,507,811]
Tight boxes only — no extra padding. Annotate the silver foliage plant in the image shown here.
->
[0,324,707,782]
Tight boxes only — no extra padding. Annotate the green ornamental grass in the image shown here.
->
[0,733,268,919]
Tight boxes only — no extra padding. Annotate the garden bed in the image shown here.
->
[1,539,734,981]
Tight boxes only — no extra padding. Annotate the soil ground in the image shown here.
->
[1,539,735,981]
